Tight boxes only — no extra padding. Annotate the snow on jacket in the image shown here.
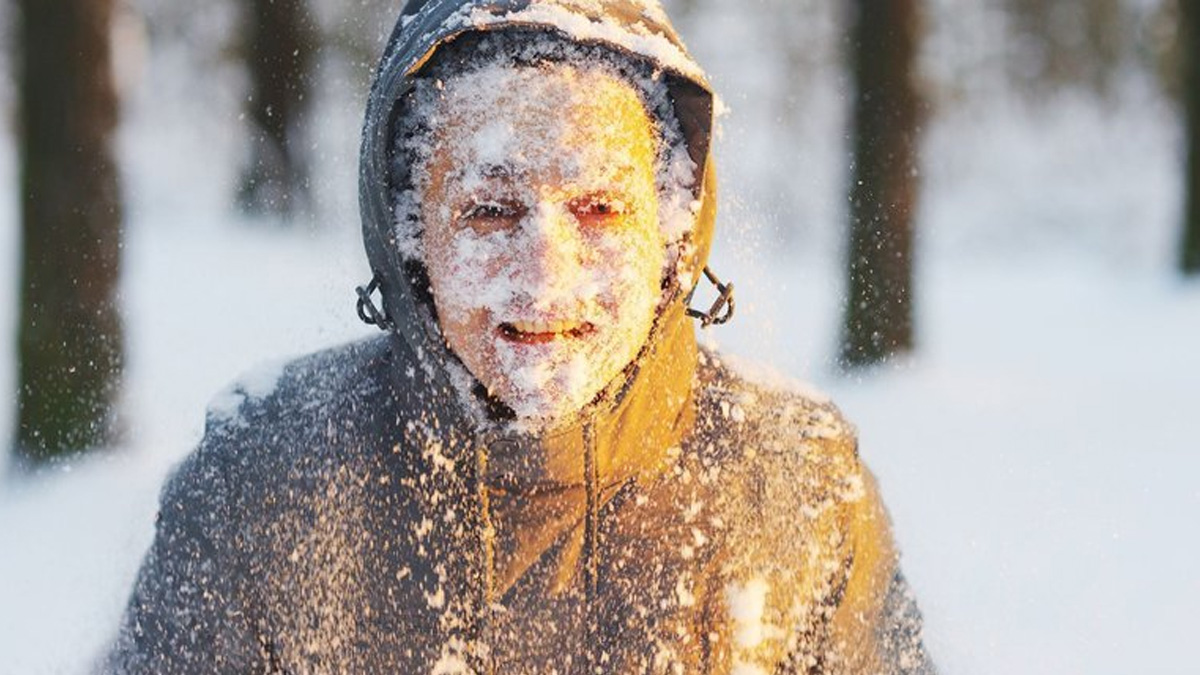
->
[101,1,935,673]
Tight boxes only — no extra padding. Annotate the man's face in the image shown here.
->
[419,63,665,427]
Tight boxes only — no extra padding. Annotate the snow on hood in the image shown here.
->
[436,0,705,83]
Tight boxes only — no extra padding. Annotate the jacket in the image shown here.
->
[102,1,935,672]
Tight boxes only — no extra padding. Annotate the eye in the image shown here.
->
[457,199,524,233]
[569,194,630,225]
[463,203,511,219]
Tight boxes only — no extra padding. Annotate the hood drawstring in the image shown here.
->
[474,441,496,675]
[355,273,394,331]
[582,420,600,674]
[684,265,736,329]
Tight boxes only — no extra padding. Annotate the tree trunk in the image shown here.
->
[1183,0,1200,275]
[238,0,314,218]
[1003,0,1126,97]
[15,0,124,464]
[840,0,923,369]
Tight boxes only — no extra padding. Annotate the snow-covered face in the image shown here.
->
[420,63,666,428]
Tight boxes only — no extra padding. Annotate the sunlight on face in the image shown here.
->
[419,63,665,427]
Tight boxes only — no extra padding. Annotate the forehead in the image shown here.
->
[424,62,658,183]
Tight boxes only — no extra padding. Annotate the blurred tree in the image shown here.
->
[670,0,701,18]
[1148,0,1181,103]
[1003,0,1128,97]
[840,0,924,369]
[238,0,315,218]
[14,0,124,463]
[1183,0,1200,274]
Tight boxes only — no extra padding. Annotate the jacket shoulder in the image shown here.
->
[203,335,395,434]
[694,348,858,452]
[188,334,410,481]
[691,348,869,555]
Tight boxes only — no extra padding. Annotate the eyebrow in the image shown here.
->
[480,163,512,179]
[444,161,644,187]
[444,162,517,184]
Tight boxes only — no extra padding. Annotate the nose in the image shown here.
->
[520,201,585,300]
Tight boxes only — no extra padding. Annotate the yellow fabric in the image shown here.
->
[485,149,718,601]
[831,467,901,672]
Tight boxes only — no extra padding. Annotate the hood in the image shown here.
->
[358,0,721,563]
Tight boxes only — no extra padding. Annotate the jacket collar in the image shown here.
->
[480,299,697,493]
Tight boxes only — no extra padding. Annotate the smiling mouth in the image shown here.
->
[498,320,596,344]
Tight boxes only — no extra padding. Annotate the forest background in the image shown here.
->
[0,0,1197,673]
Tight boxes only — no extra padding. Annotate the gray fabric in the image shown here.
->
[875,573,939,675]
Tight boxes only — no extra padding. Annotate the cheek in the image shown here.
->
[588,226,664,308]
[428,233,513,313]
[441,307,497,385]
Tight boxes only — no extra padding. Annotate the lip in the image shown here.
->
[497,320,596,344]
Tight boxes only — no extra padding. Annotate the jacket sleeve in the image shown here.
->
[822,467,937,675]
[98,440,260,674]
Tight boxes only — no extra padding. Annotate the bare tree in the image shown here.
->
[1183,0,1200,275]
[15,0,124,464]
[1003,0,1127,98]
[840,0,924,369]
[238,0,315,218]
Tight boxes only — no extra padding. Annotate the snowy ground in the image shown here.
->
[2,9,1199,675]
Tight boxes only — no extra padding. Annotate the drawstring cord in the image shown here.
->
[474,441,496,675]
[355,273,394,331]
[684,265,736,328]
[582,421,599,674]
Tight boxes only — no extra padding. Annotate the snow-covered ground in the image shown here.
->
[2,4,1198,674]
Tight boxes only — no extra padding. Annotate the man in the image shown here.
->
[102,1,935,672]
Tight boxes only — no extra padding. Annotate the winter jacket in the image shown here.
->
[101,1,935,673]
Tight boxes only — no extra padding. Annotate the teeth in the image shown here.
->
[510,319,580,334]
